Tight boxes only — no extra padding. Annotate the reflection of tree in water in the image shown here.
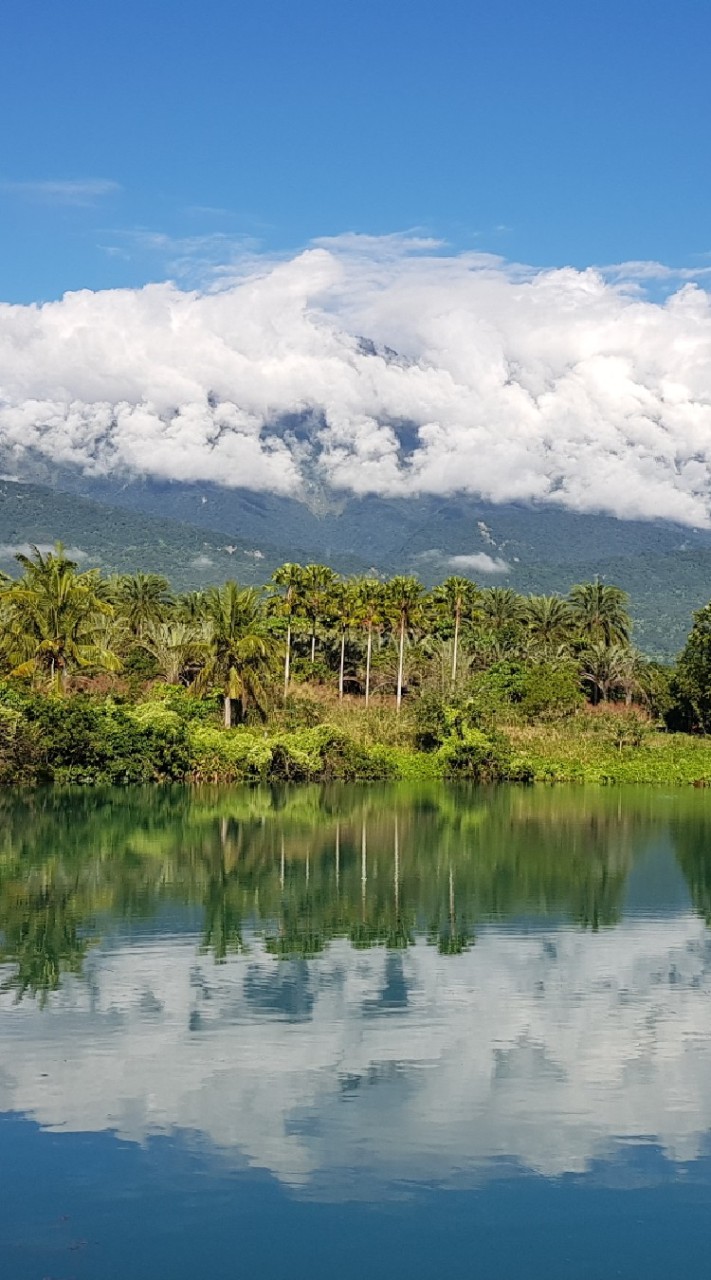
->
[0,783,679,1000]
[0,872,95,1006]
[672,813,711,925]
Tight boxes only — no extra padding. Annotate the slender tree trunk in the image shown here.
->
[283,620,291,698]
[452,605,460,686]
[365,625,372,707]
[223,694,232,728]
[310,627,316,665]
[396,612,405,712]
[339,627,346,699]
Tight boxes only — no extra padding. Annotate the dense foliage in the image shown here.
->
[0,544,708,785]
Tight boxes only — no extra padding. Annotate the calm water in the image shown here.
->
[2,783,711,1279]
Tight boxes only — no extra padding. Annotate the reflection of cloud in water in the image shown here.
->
[1,919,711,1196]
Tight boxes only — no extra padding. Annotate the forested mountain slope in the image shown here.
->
[1,475,709,658]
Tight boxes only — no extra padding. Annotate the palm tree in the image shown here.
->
[270,562,304,698]
[114,573,173,638]
[433,576,478,685]
[524,594,573,658]
[580,641,635,703]
[386,576,425,712]
[175,590,208,624]
[331,580,360,700]
[301,564,339,665]
[197,582,276,726]
[140,620,204,685]
[568,580,631,648]
[480,586,525,631]
[352,577,385,706]
[1,545,120,691]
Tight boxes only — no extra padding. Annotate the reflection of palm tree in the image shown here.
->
[0,881,93,1005]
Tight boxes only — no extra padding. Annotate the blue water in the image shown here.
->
[1,784,711,1278]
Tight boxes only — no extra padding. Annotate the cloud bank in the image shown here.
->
[1,236,711,524]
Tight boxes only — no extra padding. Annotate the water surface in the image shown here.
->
[2,783,711,1278]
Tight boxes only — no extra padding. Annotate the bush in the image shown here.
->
[518,661,584,722]
[436,726,530,781]
[411,692,449,751]
[188,725,273,782]
[16,697,191,784]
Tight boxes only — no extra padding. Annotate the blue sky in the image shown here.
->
[1,0,709,302]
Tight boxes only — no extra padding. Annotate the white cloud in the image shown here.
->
[1,236,711,524]
[1,179,120,206]
[447,553,510,574]
[0,542,88,561]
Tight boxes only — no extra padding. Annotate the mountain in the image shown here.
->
[1,474,710,659]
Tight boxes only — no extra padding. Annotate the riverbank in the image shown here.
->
[1,680,711,786]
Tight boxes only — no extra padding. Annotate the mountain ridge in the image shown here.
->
[0,474,709,658]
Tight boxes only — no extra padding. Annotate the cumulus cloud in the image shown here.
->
[447,553,510,574]
[1,236,711,524]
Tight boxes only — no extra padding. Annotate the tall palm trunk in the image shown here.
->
[338,627,346,699]
[283,621,291,698]
[365,624,373,707]
[396,612,406,712]
[310,627,316,664]
[223,694,232,728]
[451,604,460,685]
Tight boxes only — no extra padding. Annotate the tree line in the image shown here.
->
[0,544,679,720]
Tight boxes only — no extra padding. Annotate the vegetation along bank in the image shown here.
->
[1,545,711,786]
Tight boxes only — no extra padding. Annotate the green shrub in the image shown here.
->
[436,726,532,782]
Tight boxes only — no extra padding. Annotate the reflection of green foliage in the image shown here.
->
[0,875,95,1005]
[1,783,707,999]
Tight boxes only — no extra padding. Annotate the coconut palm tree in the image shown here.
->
[433,576,478,685]
[568,580,631,648]
[301,564,339,665]
[197,582,276,726]
[1,545,120,692]
[386,576,425,712]
[270,562,304,697]
[114,573,173,638]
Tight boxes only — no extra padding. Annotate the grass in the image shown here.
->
[507,721,711,785]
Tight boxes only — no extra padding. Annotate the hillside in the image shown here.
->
[1,475,709,658]
[0,479,370,588]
